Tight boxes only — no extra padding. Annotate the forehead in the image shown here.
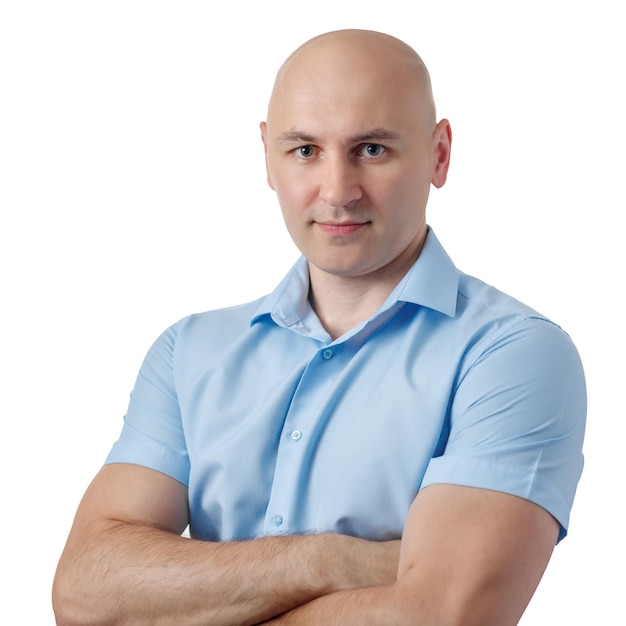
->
[267,89,428,146]
[267,33,433,138]
[270,91,418,143]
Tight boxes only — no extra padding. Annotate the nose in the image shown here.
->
[318,155,363,208]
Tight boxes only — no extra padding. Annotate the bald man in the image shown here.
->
[53,30,586,625]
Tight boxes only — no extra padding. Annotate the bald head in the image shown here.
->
[267,29,436,133]
[260,28,452,285]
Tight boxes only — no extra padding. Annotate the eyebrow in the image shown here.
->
[351,128,403,143]
[276,130,318,145]
[275,128,403,145]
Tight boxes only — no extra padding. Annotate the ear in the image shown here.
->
[260,121,275,190]
[431,119,452,189]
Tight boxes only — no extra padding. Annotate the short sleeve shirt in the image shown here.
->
[105,229,586,543]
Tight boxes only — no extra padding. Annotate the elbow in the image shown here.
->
[51,573,82,626]
[390,580,505,626]
[52,568,107,626]
[51,580,74,626]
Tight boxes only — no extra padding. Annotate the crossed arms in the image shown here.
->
[52,462,558,625]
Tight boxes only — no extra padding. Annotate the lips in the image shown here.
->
[316,221,368,236]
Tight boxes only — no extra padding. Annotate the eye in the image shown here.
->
[297,145,315,158]
[360,144,386,158]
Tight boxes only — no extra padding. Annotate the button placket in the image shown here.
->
[263,343,345,534]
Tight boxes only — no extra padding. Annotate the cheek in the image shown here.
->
[274,182,309,238]
[387,171,431,211]
[274,172,314,213]
[375,178,429,234]
[275,186,300,224]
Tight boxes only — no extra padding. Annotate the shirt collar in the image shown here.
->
[391,228,459,317]
[250,227,459,329]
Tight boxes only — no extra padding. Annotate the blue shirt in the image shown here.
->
[106,229,586,543]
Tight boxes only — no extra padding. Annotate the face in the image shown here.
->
[261,32,451,284]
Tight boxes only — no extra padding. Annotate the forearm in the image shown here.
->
[53,522,399,626]
[264,485,561,626]
[261,584,405,625]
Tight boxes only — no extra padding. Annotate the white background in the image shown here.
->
[1,1,623,623]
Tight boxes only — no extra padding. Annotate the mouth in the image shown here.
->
[315,221,369,236]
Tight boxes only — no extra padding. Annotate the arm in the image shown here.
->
[264,483,559,625]
[52,463,400,626]
[263,322,584,624]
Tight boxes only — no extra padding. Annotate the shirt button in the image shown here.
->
[322,349,333,360]
[291,430,302,441]
[271,515,284,527]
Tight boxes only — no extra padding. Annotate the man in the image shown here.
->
[52,29,586,625]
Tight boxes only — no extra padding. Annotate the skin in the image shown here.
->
[52,29,559,625]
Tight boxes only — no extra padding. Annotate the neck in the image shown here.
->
[308,276,389,340]
[308,236,426,340]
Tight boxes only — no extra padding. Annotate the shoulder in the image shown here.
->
[429,277,586,540]
[450,272,587,453]
[177,297,266,339]
[136,296,267,379]
[454,272,580,367]
[457,271,546,320]
[162,297,267,348]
